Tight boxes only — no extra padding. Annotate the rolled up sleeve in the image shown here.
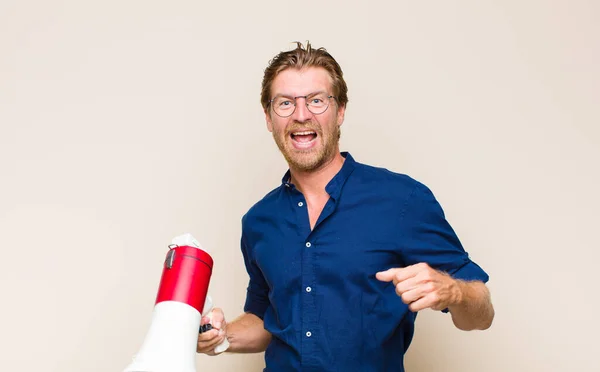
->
[399,182,489,284]
[241,232,270,319]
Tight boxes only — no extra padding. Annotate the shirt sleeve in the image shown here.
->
[399,181,489,283]
[240,231,270,320]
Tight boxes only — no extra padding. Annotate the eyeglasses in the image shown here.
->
[268,92,336,118]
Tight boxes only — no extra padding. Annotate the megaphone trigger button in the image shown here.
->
[199,324,213,334]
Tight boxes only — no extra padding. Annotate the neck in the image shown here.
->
[289,151,345,197]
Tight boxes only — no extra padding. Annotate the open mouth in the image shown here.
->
[291,130,317,144]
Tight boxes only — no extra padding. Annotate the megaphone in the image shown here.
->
[124,234,229,372]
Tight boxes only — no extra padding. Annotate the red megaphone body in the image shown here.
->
[124,241,215,372]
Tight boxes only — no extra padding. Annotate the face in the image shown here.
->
[265,67,345,172]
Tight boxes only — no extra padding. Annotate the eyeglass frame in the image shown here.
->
[267,91,337,118]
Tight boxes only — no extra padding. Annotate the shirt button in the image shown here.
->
[305,242,311,248]
[306,331,312,337]
[305,286,312,292]
[298,201,304,207]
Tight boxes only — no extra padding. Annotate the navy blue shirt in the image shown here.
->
[241,152,489,372]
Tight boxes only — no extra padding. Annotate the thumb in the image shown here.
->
[209,307,226,330]
[200,315,212,326]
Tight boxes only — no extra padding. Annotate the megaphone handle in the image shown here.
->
[200,296,230,353]
[207,311,230,353]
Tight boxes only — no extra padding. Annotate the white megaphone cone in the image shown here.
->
[124,234,229,372]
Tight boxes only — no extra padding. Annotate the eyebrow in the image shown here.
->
[273,91,328,99]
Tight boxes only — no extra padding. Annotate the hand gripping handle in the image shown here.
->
[200,296,230,354]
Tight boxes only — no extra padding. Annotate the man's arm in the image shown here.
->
[376,263,494,331]
[197,310,271,355]
[447,279,494,330]
[226,312,272,353]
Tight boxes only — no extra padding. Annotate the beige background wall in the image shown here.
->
[1,1,598,371]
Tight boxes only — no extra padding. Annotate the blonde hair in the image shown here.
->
[261,41,349,111]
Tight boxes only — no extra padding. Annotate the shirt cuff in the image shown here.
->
[243,290,269,320]
[448,260,489,283]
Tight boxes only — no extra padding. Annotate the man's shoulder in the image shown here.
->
[352,160,426,192]
[352,159,446,216]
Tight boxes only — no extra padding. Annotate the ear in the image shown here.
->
[336,105,346,127]
[265,108,274,132]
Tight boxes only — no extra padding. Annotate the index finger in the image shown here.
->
[375,265,421,285]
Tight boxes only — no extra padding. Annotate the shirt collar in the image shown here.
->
[281,152,357,200]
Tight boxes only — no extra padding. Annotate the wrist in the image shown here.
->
[450,278,466,307]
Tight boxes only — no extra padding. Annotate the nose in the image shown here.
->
[292,98,312,122]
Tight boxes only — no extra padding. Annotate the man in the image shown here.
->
[197,42,494,371]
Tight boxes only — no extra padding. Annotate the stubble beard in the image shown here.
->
[273,121,341,173]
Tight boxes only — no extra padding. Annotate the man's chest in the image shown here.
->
[251,200,405,293]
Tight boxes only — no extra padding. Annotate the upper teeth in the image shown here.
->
[294,131,315,135]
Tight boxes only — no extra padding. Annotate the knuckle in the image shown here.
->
[401,294,411,304]
[395,286,403,297]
